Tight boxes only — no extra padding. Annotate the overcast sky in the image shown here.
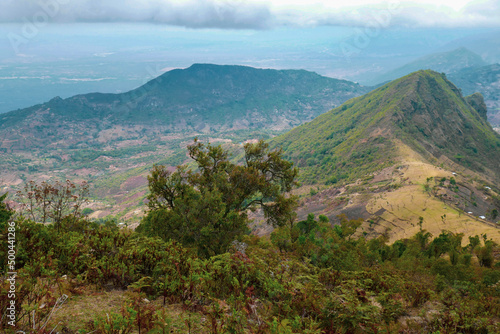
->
[0,0,499,29]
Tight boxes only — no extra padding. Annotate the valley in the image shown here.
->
[1,67,499,240]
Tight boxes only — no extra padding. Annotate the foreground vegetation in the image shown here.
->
[1,140,499,333]
[1,204,499,333]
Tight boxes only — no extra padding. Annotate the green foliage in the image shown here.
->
[2,200,499,333]
[93,310,136,334]
[138,139,298,257]
[0,193,13,226]
[3,68,500,333]
[475,240,495,268]
[71,145,157,163]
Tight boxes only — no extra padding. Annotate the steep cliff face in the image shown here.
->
[466,92,488,122]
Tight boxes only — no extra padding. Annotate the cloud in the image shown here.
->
[459,0,500,27]
[0,0,273,29]
[0,0,499,29]
[270,0,500,28]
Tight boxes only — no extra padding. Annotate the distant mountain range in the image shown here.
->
[0,64,370,151]
[371,48,487,85]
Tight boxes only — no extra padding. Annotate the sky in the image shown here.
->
[0,0,499,29]
[0,0,499,113]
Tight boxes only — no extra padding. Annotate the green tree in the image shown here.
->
[489,208,498,220]
[138,139,298,258]
[475,240,495,268]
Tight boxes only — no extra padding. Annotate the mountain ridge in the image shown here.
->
[269,69,500,244]
[0,64,370,151]
[272,70,500,184]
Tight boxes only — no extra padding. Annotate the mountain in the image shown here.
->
[439,29,500,64]
[371,48,487,85]
[274,70,500,184]
[270,70,500,243]
[448,63,500,127]
[0,64,371,224]
[0,64,369,151]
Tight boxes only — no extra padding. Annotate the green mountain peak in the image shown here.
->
[273,70,500,184]
[0,64,370,150]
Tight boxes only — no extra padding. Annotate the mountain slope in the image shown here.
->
[0,64,370,151]
[273,70,500,185]
[372,48,487,85]
[268,70,500,243]
[0,64,370,224]
[448,63,500,127]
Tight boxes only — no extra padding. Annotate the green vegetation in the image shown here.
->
[138,139,298,258]
[70,145,157,163]
[0,193,12,226]
[0,64,369,151]
[1,69,500,332]
[272,70,500,184]
[15,180,89,227]
[1,192,499,333]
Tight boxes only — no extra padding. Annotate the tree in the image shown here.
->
[138,139,298,257]
[489,208,498,220]
[16,180,89,230]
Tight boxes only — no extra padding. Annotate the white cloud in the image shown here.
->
[0,0,498,29]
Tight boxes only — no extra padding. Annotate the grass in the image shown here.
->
[361,141,500,244]
[49,289,206,333]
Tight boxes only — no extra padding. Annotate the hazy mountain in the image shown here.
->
[0,64,370,151]
[439,30,500,64]
[371,48,487,86]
